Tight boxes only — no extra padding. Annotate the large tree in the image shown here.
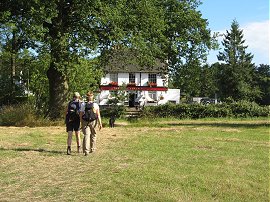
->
[1,0,213,119]
[171,59,202,97]
[165,0,214,97]
[217,20,259,101]
[0,1,36,102]
[254,64,270,105]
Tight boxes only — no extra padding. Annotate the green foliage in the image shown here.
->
[66,58,103,97]
[100,85,128,118]
[171,62,218,97]
[141,102,269,119]
[164,0,214,96]
[0,49,33,105]
[199,64,219,97]
[28,52,50,115]
[217,20,259,101]
[0,102,57,126]
[171,62,202,96]
[230,100,269,117]
[100,105,126,118]
[254,64,270,105]
[1,0,213,119]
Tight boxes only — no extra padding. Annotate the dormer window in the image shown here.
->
[129,73,135,83]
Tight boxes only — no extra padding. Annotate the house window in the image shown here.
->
[129,73,135,83]
[148,74,157,83]
[110,73,118,82]
[148,91,157,100]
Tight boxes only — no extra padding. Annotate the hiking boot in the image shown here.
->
[67,146,71,155]
[90,148,96,153]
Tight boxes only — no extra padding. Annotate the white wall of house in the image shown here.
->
[118,73,128,84]
[99,72,179,106]
[140,73,148,86]
[98,89,180,106]
[101,75,110,85]
[162,89,181,104]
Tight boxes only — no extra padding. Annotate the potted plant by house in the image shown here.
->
[148,82,157,87]
[127,82,136,87]
[109,81,118,86]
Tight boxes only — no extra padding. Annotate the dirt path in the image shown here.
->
[0,123,133,154]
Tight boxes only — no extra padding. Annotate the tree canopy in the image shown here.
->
[217,20,259,101]
[0,0,213,118]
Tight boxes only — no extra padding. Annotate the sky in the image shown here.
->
[198,0,269,65]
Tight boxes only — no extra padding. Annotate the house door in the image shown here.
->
[129,93,135,107]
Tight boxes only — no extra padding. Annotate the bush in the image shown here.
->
[100,105,126,118]
[0,103,57,127]
[140,101,269,119]
[230,100,269,117]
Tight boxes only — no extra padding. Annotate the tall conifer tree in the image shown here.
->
[217,20,259,101]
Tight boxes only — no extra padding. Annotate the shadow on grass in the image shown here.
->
[0,147,64,155]
[166,122,269,128]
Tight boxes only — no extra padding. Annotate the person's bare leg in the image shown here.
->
[67,131,73,155]
[75,131,81,153]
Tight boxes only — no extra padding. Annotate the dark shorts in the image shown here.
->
[66,120,80,132]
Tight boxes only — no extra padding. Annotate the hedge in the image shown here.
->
[141,101,269,119]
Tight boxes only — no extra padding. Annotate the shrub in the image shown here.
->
[100,105,126,118]
[230,100,269,117]
[140,101,269,119]
[0,103,55,127]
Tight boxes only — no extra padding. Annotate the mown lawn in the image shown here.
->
[0,118,269,201]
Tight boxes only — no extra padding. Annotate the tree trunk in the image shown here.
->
[10,52,16,95]
[46,3,69,120]
[11,31,16,96]
[47,64,69,120]
[46,42,69,119]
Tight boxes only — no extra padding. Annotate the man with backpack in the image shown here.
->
[66,92,82,155]
[80,91,102,156]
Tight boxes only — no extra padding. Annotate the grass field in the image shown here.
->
[0,118,269,201]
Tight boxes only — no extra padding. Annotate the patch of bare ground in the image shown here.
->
[0,126,135,154]
[0,125,146,200]
[0,126,64,135]
[220,128,241,132]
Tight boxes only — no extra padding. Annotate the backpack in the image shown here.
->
[82,102,98,122]
[67,101,80,122]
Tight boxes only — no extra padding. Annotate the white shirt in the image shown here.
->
[80,102,99,114]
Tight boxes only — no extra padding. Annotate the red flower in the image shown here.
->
[109,81,118,86]
[148,82,157,87]
[127,83,136,86]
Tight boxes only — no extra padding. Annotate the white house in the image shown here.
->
[97,49,180,107]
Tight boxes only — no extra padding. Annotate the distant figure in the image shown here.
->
[109,115,116,128]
